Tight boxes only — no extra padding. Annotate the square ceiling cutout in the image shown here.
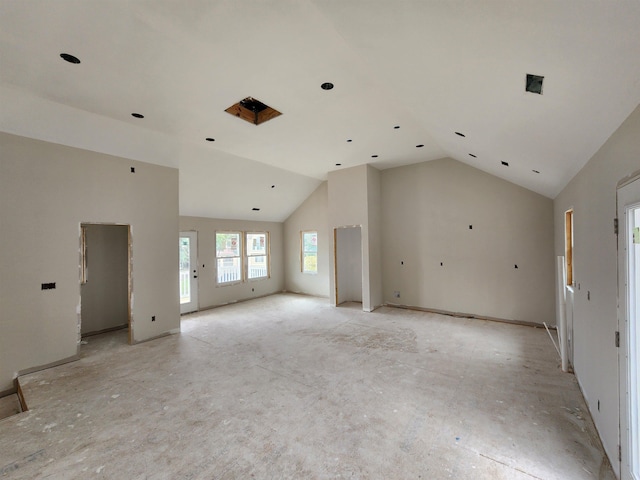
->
[526,74,544,94]
[225,97,282,126]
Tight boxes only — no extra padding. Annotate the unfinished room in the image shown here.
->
[1,1,639,479]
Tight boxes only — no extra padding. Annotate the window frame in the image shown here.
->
[246,231,270,281]
[215,231,243,286]
[301,230,318,274]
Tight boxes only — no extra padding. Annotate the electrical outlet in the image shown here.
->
[393,291,400,298]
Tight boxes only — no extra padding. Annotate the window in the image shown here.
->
[216,232,242,284]
[247,232,269,280]
[302,231,318,274]
[565,210,574,286]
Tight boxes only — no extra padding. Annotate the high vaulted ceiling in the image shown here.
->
[1,1,639,221]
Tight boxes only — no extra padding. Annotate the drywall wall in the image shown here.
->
[178,216,284,309]
[335,227,363,303]
[80,224,129,335]
[0,132,179,392]
[553,104,640,476]
[381,158,555,324]
[283,182,330,297]
[328,164,383,311]
[366,165,383,310]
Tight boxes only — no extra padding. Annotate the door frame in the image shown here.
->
[617,172,640,480]
[333,225,363,307]
[180,231,199,314]
[79,222,133,346]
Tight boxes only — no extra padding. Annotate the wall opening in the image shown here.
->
[80,224,131,344]
[334,226,363,305]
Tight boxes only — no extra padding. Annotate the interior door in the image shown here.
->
[179,231,198,314]
[618,177,640,480]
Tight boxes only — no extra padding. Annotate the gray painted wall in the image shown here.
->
[553,104,640,476]
[381,158,555,325]
[283,182,330,297]
[81,224,129,335]
[0,132,180,392]
[179,216,284,309]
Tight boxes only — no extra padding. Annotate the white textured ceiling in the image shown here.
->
[1,0,639,221]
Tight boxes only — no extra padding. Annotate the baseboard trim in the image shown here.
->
[385,302,549,329]
[81,324,128,338]
[18,354,80,378]
[14,378,28,412]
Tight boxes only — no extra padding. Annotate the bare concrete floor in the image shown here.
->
[0,294,614,479]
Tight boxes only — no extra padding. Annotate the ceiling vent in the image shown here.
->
[526,74,544,94]
[225,97,282,126]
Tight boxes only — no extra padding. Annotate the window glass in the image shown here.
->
[216,232,242,284]
[302,231,318,274]
[247,232,268,279]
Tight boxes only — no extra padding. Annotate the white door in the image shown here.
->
[618,177,640,480]
[179,231,198,314]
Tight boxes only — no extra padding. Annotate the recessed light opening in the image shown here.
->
[205,137,215,142]
[501,161,509,166]
[416,144,424,148]
[271,185,275,188]
[347,139,352,143]
[335,163,342,166]
[60,53,80,64]
[321,82,334,90]
[455,132,466,137]
[526,74,544,94]
[533,169,540,174]
[252,208,260,211]
[131,113,144,119]
[225,97,281,126]
[469,153,477,158]
[394,126,400,129]
[371,155,378,158]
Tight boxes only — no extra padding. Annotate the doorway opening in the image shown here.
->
[618,176,640,480]
[80,223,131,345]
[334,226,363,306]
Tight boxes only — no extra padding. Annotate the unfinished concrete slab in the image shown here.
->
[0,294,614,479]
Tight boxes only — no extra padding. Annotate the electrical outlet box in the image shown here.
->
[151,315,156,322]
